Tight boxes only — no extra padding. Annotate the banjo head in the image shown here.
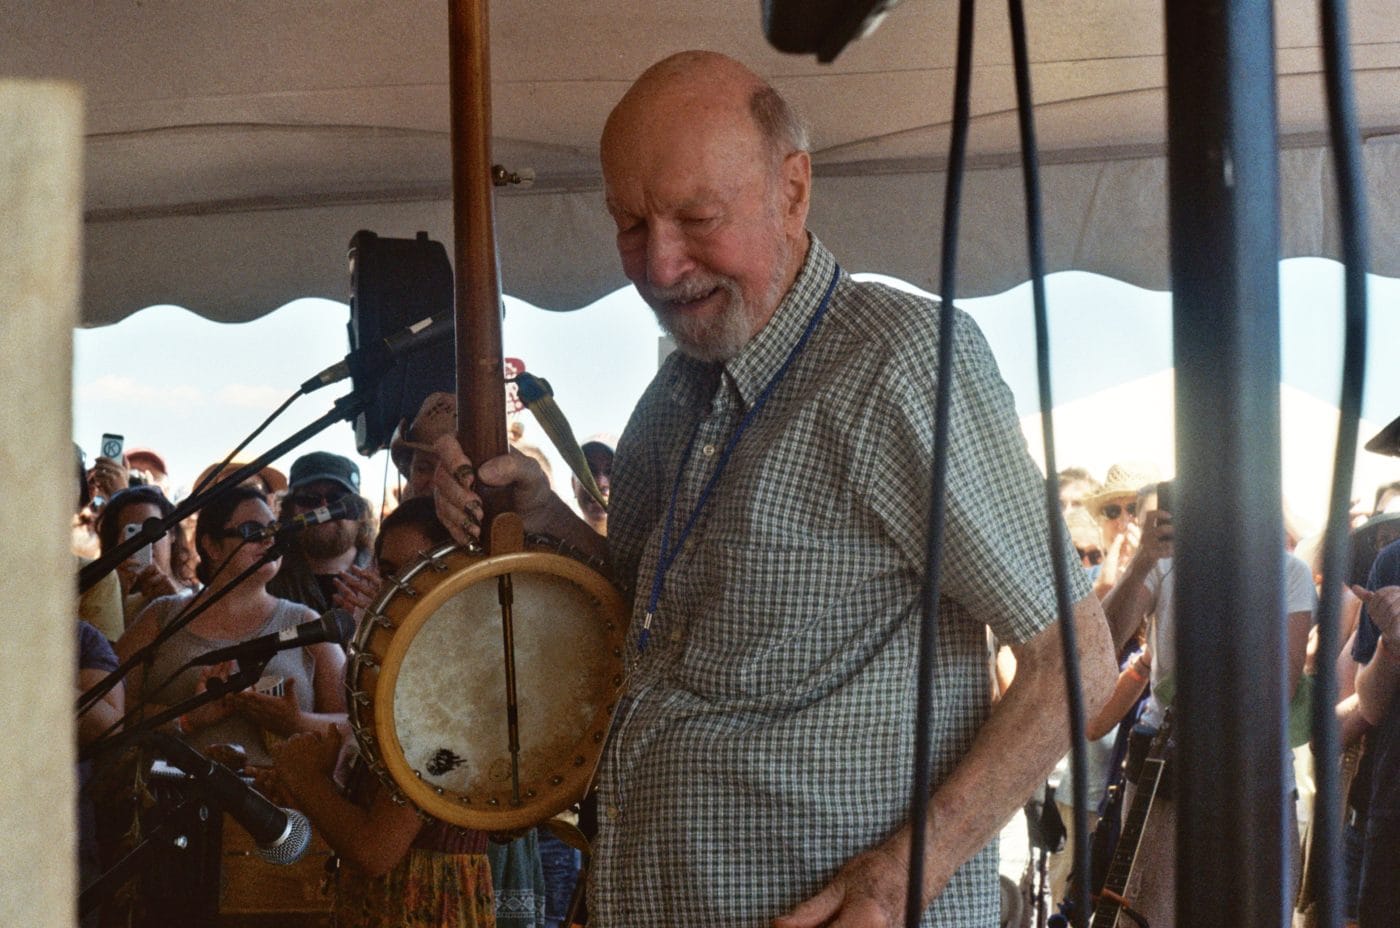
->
[348,542,626,831]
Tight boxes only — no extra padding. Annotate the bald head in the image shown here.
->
[604,51,807,165]
[600,52,813,362]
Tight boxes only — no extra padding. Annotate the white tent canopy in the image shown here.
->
[5,0,1399,325]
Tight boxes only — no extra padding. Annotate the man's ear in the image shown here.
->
[780,150,812,234]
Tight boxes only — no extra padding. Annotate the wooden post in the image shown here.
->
[0,80,84,927]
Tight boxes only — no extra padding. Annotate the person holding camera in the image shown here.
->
[95,485,197,628]
[1102,480,1314,925]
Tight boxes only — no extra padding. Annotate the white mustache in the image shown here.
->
[645,276,728,305]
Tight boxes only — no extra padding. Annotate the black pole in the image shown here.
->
[1166,3,1288,927]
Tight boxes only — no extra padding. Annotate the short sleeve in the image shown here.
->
[863,309,1090,645]
[78,620,118,673]
[1283,553,1318,616]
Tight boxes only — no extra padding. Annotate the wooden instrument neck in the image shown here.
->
[448,0,508,467]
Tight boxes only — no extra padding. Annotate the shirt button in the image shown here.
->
[670,628,682,643]
[702,443,716,457]
[605,805,620,822]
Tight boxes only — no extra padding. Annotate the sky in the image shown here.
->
[73,259,1400,529]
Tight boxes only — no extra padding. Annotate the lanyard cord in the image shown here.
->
[638,262,842,653]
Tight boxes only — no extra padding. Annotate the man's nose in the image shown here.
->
[645,224,694,288]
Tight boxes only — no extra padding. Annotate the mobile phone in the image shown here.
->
[100,432,124,461]
[123,522,151,567]
[1156,480,1173,513]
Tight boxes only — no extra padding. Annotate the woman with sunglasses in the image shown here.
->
[115,484,347,766]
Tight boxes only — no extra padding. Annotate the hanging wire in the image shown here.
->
[189,387,302,499]
[1311,2,1370,926]
[1006,0,1094,923]
[906,0,976,923]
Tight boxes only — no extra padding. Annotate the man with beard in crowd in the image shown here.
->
[267,451,372,645]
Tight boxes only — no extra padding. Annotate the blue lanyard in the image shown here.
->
[638,263,841,653]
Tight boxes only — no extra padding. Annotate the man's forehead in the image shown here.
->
[605,182,732,217]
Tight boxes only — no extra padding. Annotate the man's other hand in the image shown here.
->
[775,834,915,928]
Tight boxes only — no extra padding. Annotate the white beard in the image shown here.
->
[644,238,793,363]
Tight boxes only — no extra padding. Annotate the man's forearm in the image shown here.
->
[912,595,1116,900]
[530,492,610,565]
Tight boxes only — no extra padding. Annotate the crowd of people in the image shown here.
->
[73,409,614,927]
[70,48,1400,928]
[1006,459,1399,928]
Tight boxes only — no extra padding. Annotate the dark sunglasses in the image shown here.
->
[1076,546,1104,566]
[1100,501,1137,520]
[287,489,347,510]
[220,520,274,541]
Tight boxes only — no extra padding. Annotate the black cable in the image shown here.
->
[189,387,302,499]
[906,0,975,924]
[1005,1,1093,925]
[75,535,253,716]
[80,540,284,755]
[1312,4,1370,928]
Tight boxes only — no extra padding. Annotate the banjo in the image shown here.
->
[345,0,628,833]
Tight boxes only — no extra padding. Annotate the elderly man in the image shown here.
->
[434,51,1113,927]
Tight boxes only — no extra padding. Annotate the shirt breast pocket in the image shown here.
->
[670,541,870,702]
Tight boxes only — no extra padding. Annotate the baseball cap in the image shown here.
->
[288,451,360,494]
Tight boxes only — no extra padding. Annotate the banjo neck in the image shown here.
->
[448,0,511,477]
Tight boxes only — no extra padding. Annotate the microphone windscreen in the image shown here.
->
[256,808,313,865]
[320,608,351,646]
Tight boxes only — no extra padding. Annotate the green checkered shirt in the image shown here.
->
[593,236,1088,927]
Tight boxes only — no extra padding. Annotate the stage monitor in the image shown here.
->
[347,230,454,456]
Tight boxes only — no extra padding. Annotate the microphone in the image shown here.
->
[240,494,365,542]
[300,313,452,394]
[153,733,313,865]
[191,609,347,667]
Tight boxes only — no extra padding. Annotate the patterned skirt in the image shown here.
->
[335,849,495,928]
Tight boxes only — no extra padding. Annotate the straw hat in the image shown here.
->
[193,458,288,496]
[389,392,456,475]
[1084,461,1161,518]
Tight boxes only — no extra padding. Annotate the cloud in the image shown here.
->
[214,383,291,409]
[77,375,205,409]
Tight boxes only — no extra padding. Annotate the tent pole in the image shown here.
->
[1165,3,1289,927]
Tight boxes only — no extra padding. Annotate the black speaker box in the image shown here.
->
[346,230,455,455]
[762,0,899,62]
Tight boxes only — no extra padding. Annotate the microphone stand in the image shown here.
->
[79,727,277,922]
[79,653,271,765]
[79,388,369,595]
[76,538,287,718]
[77,786,219,921]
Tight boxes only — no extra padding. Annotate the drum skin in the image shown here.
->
[348,541,626,831]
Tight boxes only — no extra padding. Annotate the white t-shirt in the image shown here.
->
[1140,551,1316,730]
